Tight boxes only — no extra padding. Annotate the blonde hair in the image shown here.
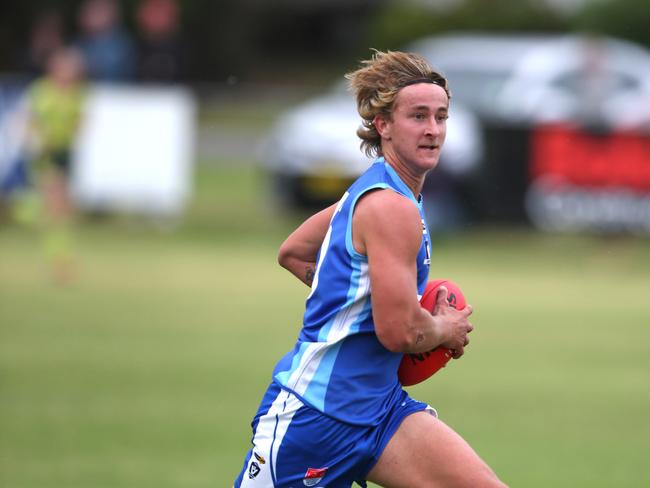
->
[345,50,450,158]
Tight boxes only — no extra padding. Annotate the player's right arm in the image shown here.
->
[353,189,473,355]
[278,202,338,286]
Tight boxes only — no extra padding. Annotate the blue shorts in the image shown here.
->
[234,382,432,487]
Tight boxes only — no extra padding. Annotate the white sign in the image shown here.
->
[72,84,196,216]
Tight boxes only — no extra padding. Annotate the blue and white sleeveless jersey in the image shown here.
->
[273,158,431,426]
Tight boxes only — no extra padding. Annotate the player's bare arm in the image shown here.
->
[278,202,338,286]
[353,189,473,355]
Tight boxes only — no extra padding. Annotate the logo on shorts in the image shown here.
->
[303,467,328,487]
[248,461,260,479]
[248,452,265,479]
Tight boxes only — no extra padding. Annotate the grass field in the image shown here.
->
[1,164,650,487]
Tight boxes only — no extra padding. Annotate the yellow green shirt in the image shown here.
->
[28,79,87,152]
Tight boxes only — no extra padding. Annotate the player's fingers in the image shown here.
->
[434,286,449,312]
[452,346,464,359]
[463,304,473,316]
[435,285,448,303]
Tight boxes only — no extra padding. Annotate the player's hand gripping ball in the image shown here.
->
[397,279,467,386]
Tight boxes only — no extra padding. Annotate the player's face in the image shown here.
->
[378,83,449,175]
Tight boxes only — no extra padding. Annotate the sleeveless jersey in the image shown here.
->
[273,158,431,425]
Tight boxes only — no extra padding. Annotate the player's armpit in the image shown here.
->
[353,189,439,352]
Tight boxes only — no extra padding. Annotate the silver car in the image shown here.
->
[264,80,483,213]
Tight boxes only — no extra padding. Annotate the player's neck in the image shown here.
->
[382,153,425,197]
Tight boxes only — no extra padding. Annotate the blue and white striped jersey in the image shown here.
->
[273,158,431,425]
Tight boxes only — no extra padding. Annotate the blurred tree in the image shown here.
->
[573,0,650,49]
[0,1,77,73]
[2,0,380,83]
[365,0,568,51]
[177,0,380,83]
[2,0,649,83]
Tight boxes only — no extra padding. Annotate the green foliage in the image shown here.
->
[365,0,568,50]
[445,0,568,32]
[574,0,650,48]
[364,0,650,54]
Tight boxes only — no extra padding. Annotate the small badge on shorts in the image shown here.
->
[248,461,260,479]
[303,467,328,487]
[248,451,265,479]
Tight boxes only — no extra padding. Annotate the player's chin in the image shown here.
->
[416,150,441,170]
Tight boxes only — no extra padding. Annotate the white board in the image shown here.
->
[72,84,196,216]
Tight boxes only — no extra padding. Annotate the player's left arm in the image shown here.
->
[354,189,473,354]
[278,202,337,286]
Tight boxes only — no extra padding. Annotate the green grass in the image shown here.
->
[1,165,650,487]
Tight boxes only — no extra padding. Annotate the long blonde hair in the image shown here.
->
[345,50,450,158]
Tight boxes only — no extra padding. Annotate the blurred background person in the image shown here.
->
[18,10,67,80]
[135,0,186,83]
[25,46,87,283]
[75,0,135,82]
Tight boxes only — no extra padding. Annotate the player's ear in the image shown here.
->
[373,114,391,140]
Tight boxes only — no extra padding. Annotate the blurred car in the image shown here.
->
[408,33,552,119]
[264,81,483,210]
[411,32,650,127]
[494,35,650,128]
[264,82,367,208]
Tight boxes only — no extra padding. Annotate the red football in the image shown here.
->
[397,279,467,386]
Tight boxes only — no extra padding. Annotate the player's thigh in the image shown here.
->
[366,411,506,488]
